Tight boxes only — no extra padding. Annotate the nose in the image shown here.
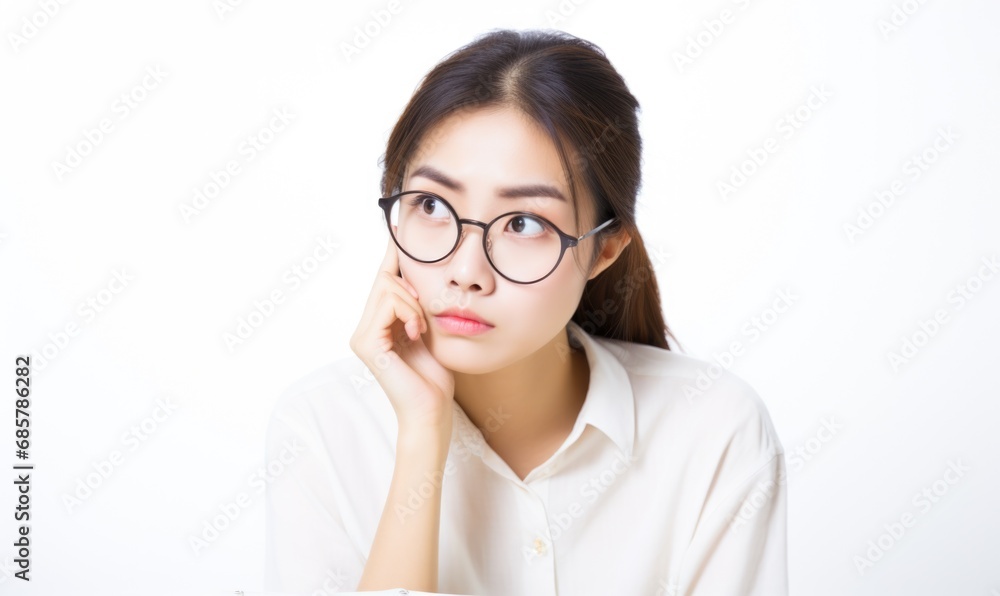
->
[446,221,494,291]
[454,220,490,254]
[453,222,486,262]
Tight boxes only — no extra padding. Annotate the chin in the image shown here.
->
[429,342,504,375]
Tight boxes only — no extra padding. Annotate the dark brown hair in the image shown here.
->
[379,28,679,351]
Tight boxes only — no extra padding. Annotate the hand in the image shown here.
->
[350,238,456,442]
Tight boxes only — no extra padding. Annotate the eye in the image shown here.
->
[406,194,451,220]
[504,214,547,238]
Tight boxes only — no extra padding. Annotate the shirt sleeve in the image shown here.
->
[263,395,368,594]
[676,450,789,596]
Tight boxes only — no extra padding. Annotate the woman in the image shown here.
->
[265,28,787,596]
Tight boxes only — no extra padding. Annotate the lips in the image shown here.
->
[435,307,493,326]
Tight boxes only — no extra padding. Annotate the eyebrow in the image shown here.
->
[409,165,567,202]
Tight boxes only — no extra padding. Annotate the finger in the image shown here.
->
[380,237,400,277]
[381,238,420,300]
[359,276,413,339]
[398,274,419,300]
[390,286,427,336]
[382,285,427,336]
[374,292,425,346]
[401,295,427,340]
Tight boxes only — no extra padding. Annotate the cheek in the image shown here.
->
[548,253,590,292]
[511,269,585,319]
[398,258,423,287]
[397,264,439,310]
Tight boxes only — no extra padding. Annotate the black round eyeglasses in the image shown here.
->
[377,190,617,284]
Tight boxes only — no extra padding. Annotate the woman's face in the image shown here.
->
[397,106,602,374]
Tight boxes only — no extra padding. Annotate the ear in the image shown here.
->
[587,229,632,281]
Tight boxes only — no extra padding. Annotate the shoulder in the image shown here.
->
[595,338,786,529]
[594,335,784,459]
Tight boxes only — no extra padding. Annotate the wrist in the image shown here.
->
[397,425,452,460]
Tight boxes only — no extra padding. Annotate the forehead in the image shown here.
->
[405,106,575,207]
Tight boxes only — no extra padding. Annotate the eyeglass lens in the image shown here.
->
[388,192,563,283]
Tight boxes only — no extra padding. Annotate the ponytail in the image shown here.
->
[574,226,679,351]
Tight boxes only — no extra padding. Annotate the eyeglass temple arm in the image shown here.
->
[577,217,617,242]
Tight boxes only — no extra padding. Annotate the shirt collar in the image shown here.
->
[564,319,636,462]
[449,320,636,463]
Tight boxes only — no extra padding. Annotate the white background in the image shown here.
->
[1,0,998,595]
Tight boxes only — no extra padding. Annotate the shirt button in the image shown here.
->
[532,537,548,555]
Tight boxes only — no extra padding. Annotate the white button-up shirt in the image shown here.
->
[264,320,788,595]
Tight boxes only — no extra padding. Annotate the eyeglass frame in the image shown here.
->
[377,190,618,284]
